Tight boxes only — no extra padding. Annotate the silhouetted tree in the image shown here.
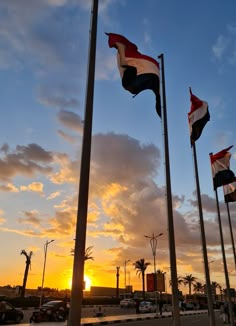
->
[20,250,33,297]
[133,258,150,299]
[211,281,220,301]
[193,281,204,293]
[71,246,94,261]
[183,274,197,295]
[169,275,184,288]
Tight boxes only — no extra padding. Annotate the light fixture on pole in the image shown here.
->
[124,259,130,298]
[144,233,163,315]
[40,240,54,307]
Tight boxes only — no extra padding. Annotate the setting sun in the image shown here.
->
[68,275,92,291]
[84,275,92,291]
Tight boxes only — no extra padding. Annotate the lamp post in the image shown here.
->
[40,240,54,307]
[144,233,163,315]
[116,266,120,298]
[124,260,130,298]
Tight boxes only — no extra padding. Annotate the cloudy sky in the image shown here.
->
[0,0,236,294]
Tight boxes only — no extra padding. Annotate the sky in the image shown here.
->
[0,0,236,295]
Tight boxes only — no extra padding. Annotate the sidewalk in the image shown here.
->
[18,309,210,326]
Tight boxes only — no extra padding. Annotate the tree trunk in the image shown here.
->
[21,261,30,298]
[142,272,145,299]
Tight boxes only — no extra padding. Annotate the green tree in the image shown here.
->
[183,274,197,295]
[20,250,33,298]
[133,258,150,299]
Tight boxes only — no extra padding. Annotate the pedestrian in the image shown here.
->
[223,302,230,324]
[0,301,6,322]
[233,303,236,324]
[159,301,163,316]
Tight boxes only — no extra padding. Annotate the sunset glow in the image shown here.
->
[0,0,235,296]
[68,275,92,291]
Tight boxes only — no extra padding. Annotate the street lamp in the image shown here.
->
[40,240,54,307]
[124,259,130,298]
[144,233,163,314]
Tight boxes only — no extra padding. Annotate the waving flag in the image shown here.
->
[106,33,161,117]
[210,146,235,190]
[188,88,209,145]
[223,179,236,203]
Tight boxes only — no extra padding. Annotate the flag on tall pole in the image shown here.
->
[188,88,209,145]
[188,88,216,325]
[210,146,235,190]
[223,179,236,203]
[106,33,161,117]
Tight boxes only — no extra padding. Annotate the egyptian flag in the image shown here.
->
[106,33,161,117]
[210,146,235,190]
[188,88,209,145]
[223,179,236,203]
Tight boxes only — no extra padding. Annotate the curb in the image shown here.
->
[82,310,211,325]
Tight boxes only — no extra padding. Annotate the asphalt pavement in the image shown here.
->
[13,309,216,326]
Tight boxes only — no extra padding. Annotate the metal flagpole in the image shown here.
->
[68,1,98,325]
[158,54,180,326]
[214,188,234,326]
[192,143,215,326]
[226,202,236,270]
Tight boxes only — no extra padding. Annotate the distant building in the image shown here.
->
[90,286,125,297]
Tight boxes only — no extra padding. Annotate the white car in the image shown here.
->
[119,298,136,308]
[139,301,156,313]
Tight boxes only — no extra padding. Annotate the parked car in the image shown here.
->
[139,301,156,313]
[30,300,69,323]
[185,302,200,310]
[120,298,136,308]
[0,301,24,324]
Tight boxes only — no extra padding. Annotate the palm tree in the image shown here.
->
[183,274,197,295]
[84,246,94,261]
[169,275,184,288]
[20,250,33,298]
[193,281,204,293]
[133,258,150,299]
[218,284,224,300]
[71,246,94,261]
[211,281,220,301]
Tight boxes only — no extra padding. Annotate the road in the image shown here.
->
[102,313,225,326]
[21,306,138,323]
[21,306,225,325]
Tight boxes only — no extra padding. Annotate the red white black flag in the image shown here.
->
[210,146,235,190]
[107,33,161,117]
[188,88,209,145]
[223,179,236,203]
